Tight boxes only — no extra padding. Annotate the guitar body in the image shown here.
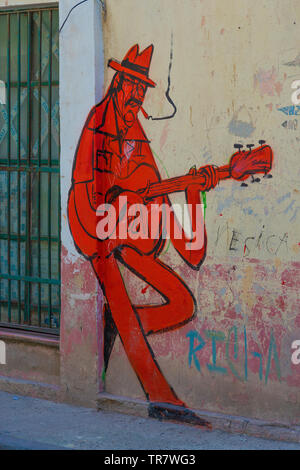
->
[105,163,161,202]
[100,163,166,257]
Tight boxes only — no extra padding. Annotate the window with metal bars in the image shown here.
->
[0,6,60,335]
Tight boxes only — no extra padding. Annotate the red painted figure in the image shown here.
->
[67,44,223,426]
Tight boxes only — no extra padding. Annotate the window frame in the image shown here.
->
[0,4,60,336]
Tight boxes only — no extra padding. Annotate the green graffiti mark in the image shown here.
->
[201,191,207,220]
[152,149,170,178]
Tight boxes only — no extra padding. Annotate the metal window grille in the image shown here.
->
[0,7,60,335]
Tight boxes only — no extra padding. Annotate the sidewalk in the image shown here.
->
[0,390,299,450]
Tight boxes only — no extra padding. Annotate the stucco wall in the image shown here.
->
[59,0,104,406]
[1,0,299,425]
[101,0,300,424]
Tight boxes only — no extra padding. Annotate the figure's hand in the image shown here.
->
[188,164,219,191]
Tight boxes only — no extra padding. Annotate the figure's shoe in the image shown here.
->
[148,402,212,429]
[103,303,118,372]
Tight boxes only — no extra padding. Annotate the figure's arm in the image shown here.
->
[168,165,219,270]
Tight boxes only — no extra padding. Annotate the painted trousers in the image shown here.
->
[92,247,196,406]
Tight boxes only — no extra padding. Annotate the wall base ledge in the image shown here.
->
[0,375,61,402]
[0,328,59,348]
[97,392,300,443]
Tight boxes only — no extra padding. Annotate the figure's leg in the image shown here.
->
[102,302,117,372]
[93,252,211,428]
[92,255,185,406]
[118,247,196,335]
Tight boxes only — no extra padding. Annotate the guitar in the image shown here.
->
[98,141,273,254]
[137,141,273,201]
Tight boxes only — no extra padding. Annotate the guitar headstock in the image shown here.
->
[230,141,273,184]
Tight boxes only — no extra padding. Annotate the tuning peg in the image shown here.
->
[246,144,254,151]
[263,173,272,179]
[188,165,197,176]
[258,140,266,146]
[234,144,244,152]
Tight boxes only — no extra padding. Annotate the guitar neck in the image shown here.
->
[143,165,231,200]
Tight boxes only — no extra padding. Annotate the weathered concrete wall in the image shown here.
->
[101,0,300,425]
[59,0,104,406]
[0,0,299,431]
[0,329,60,401]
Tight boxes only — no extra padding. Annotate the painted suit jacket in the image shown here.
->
[68,93,207,268]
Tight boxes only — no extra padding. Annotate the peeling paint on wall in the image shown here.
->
[58,0,300,424]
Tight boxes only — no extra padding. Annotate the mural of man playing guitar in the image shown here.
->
[68,44,273,426]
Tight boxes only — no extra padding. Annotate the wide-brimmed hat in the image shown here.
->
[108,44,156,88]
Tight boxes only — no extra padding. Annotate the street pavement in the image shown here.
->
[0,390,299,450]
